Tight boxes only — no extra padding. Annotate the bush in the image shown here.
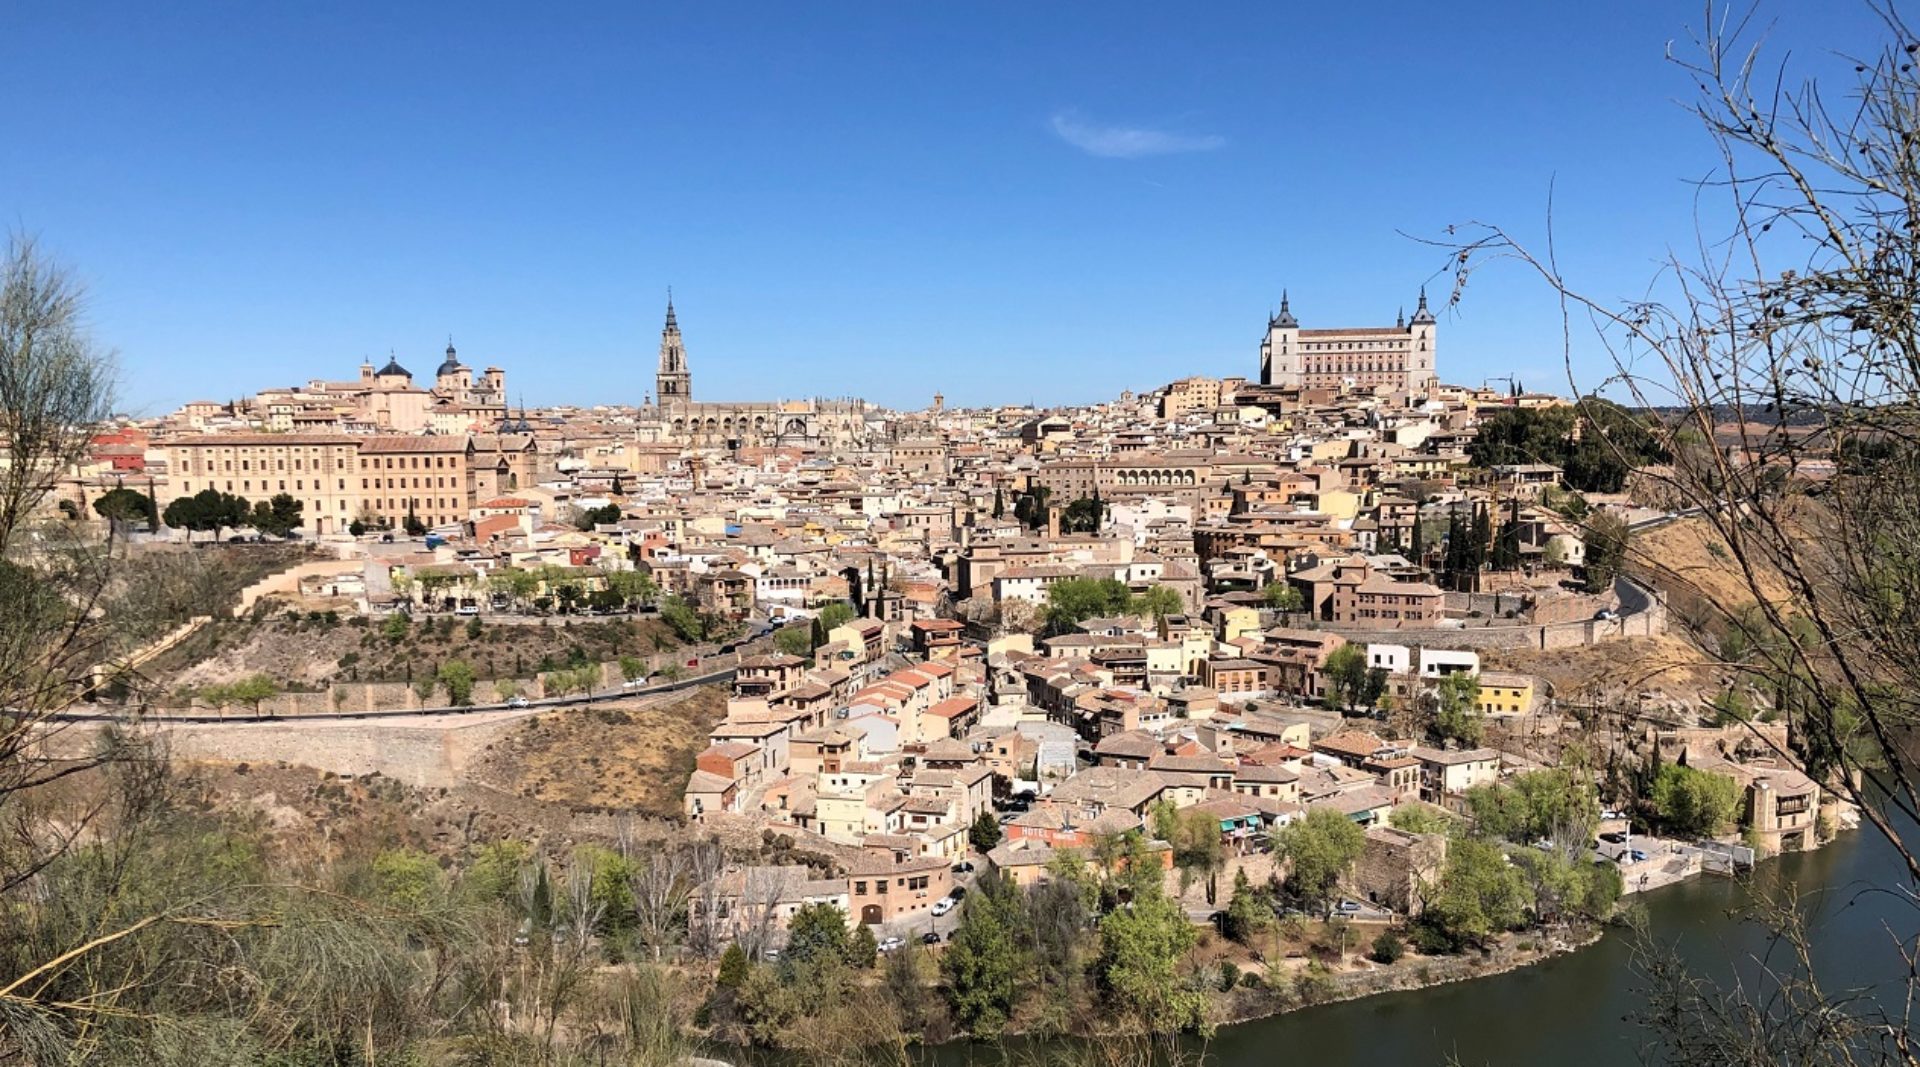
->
[1410,922,1457,956]
[1370,930,1405,964]
[1217,960,1239,992]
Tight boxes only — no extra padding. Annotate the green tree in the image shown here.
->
[1581,511,1629,593]
[1132,584,1184,622]
[618,655,648,683]
[1371,929,1406,964]
[1095,887,1206,1034]
[942,877,1025,1037]
[716,942,751,990]
[436,660,476,706]
[1061,495,1103,534]
[206,673,279,714]
[1042,577,1135,634]
[1270,807,1366,916]
[660,596,708,643]
[489,567,540,610]
[606,568,659,606]
[577,503,622,530]
[1433,672,1485,746]
[773,626,812,658]
[248,492,303,537]
[969,809,1002,853]
[1649,764,1740,839]
[1491,497,1523,571]
[92,485,156,529]
[465,840,530,906]
[816,601,855,632]
[1262,581,1304,612]
[848,923,879,969]
[1153,800,1226,903]
[162,487,250,532]
[783,901,851,973]
[403,502,426,537]
[1221,867,1269,945]
[1389,804,1457,836]
[1465,769,1601,845]
[1013,485,1053,530]
[1321,643,1371,712]
[1422,837,1532,950]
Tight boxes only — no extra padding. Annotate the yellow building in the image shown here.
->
[1475,671,1535,715]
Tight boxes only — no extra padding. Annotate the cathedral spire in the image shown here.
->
[657,291,691,406]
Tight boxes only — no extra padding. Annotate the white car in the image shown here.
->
[506,696,530,709]
[931,897,956,917]
[877,936,905,953]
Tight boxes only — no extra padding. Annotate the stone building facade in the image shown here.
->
[162,431,538,536]
[1259,290,1438,394]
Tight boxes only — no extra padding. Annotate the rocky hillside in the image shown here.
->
[468,686,729,818]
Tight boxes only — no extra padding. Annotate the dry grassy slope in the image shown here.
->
[1481,634,1720,704]
[1478,516,1795,706]
[469,685,729,818]
[1629,516,1794,617]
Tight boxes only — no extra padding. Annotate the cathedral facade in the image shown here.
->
[648,299,870,450]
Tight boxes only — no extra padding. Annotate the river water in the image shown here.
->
[731,818,1915,1067]
[1201,819,1916,1066]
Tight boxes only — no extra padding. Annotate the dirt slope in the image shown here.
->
[468,686,729,818]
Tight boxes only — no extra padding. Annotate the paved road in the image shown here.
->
[50,666,738,725]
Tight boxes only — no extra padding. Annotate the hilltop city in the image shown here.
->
[51,285,1849,979]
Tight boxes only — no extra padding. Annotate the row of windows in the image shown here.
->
[174,451,465,475]
[1296,340,1411,351]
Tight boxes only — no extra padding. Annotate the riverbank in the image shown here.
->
[1206,924,1607,1030]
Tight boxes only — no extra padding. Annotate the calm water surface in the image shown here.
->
[1198,820,1915,1066]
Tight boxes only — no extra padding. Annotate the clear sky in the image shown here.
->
[0,2,1883,415]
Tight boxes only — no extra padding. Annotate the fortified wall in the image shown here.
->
[1324,576,1666,652]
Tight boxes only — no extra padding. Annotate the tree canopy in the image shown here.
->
[1270,807,1366,915]
[162,488,251,532]
[1467,401,1669,494]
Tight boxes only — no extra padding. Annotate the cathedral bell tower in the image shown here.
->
[656,294,691,414]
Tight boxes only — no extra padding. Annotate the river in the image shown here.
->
[728,816,1915,1067]
[1201,818,1916,1066]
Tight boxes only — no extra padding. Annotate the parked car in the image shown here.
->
[920,931,941,945]
[948,886,966,901]
[878,936,905,953]
[506,696,530,709]
[622,678,645,690]
[931,898,955,917]
[1628,849,1650,863]
[1335,900,1362,915]
[950,861,975,875]
[455,604,479,616]
[1599,831,1628,845]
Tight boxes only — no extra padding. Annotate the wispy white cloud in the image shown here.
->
[1048,109,1224,159]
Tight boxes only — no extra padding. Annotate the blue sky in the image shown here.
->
[0,2,1882,414]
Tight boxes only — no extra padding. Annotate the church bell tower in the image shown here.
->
[656,294,691,414]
